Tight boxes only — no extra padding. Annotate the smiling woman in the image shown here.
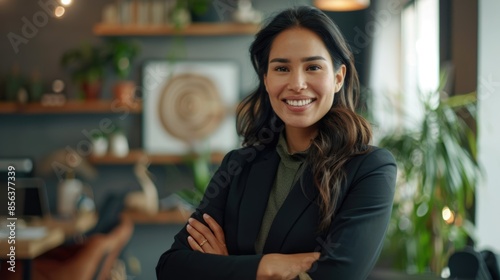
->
[264,27,346,153]
[156,5,397,280]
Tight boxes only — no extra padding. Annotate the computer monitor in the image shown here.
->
[0,178,50,220]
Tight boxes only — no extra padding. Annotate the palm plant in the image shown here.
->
[379,74,480,275]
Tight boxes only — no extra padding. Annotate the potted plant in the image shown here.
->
[175,151,212,208]
[106,39,140,104]
[61,43,108,100]
[379,73,480,275]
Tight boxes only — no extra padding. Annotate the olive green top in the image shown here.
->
[254,132,312,279]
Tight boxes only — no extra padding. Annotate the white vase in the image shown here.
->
[92,137,108,157]
[110,133,129,157]
[58,178,83,218]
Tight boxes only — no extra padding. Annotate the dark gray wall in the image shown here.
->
[1,1,373,279]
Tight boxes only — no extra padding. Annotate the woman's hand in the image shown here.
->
[186,213,228,256]
[257,252,320,280]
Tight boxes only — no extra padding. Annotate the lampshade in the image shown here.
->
[314,0,370,11]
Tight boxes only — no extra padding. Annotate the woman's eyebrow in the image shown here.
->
[302,56,326,62]
[269,56,327,63]
[269,58,289,63]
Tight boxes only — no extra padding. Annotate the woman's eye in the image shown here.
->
[274,66,289,72]
[307,65,322,71]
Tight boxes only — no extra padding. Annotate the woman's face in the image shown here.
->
[264,27,346,132]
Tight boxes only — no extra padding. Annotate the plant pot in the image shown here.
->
[110,132,129,157]
[113,81,136,104]
[91,137,108,157]
[81,82,101,100]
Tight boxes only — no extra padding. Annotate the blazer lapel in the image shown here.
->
[263,166,319,252]
[237,149,280,254]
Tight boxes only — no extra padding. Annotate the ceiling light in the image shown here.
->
[61,0,72,6]
[55,6,65,17]
[314,0,370,12]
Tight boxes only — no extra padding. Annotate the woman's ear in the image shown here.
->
[334,64,347,93]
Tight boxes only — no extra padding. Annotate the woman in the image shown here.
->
[156,6,396,280]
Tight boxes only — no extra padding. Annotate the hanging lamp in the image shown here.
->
[314,0,370,11]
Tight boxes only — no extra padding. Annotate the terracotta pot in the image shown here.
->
[113,81,136,104]
[82,82,101,100]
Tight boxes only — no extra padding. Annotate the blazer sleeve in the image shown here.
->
[156,150,263,280]
[308,148,397,280]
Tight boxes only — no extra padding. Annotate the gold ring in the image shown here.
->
[199,239,208,247]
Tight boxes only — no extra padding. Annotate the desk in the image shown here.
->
[0,213,97,280]
[122,207,192,224]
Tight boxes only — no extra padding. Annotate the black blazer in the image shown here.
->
[156,145,396,280]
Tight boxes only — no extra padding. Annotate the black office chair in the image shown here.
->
[448,247,493,280]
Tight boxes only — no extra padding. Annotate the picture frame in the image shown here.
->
[142,60,240,155]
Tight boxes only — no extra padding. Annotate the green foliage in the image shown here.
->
[61,43,108,85]
[106,39,140,80]
[188,0,211,16]
[175,151,212,207]
[379,79,480,275]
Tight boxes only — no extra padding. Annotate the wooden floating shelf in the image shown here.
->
[93,22,260,36]
[88,149,225,165]
[0,100,142,114]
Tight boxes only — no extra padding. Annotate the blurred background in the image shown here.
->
[0,0,499,279]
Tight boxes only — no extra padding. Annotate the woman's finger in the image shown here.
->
[188,218,219,252]
[187,236,204,253]
[186,223,213,252]
[203,214,226,244]
[202,214,228,255]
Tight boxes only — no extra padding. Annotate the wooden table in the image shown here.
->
[0,213,97,280]
[122,207,192,224]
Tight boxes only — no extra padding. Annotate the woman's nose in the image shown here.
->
[287,71,307,92]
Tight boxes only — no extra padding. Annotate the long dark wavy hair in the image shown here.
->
[236,6,372,231]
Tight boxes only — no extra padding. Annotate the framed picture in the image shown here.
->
[142,60,240,155]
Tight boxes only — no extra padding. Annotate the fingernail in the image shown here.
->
[186,224,191,230]
[203,214,210,219]
[188,218,193,223]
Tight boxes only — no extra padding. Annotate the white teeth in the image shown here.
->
[285,99,313,107]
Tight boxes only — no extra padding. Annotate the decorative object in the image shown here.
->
[5,64,24,102]
[142,60,239,155]
[379,75,480,275]
[91,134,108,157]
[109,128,130,158]
[57,177,84,217]
[41,80,67,106]
[37,149,97,217]
[107,39,140,104]
[124,156,159,214]
[232,0,262,24]
[170,2,192,28]
[101,3,119,24]
[188,0,218,22]
[61,43,108,100]
[314,0,370,11]
[29,70,44,102]
[158,73,225,142]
